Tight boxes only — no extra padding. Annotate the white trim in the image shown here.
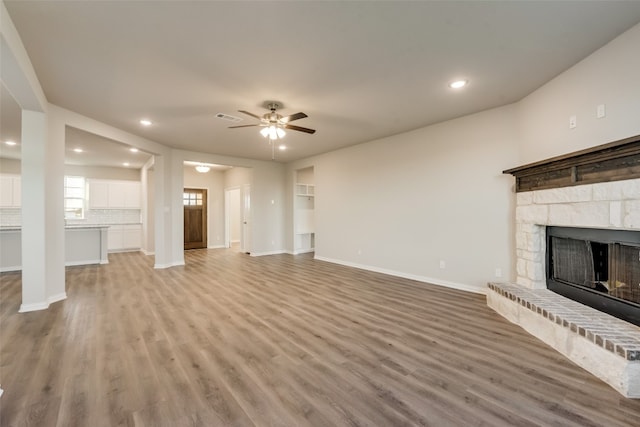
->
[141,249,155,256]
[108,248,142,253]
[314,256,487,295]
[250,250,285,257]
[0,265,21,273]
[207,244,226,249]
[19,301,49,313]
[292,248,315,255]
[48,292,67,304]
[65,260,102,267]
[154,260,185,269]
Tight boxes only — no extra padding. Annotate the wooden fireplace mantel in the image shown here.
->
[503,134,640,192]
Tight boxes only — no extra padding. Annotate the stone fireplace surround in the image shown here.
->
[488,151,640,397]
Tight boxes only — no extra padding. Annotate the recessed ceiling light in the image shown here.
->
[123,162,130,167]
[73,148,83,153]
[278,145,287,151]
[449,80,468,89]
[129,147,139,153]
[139,119,152,126]
[5,140,17,146]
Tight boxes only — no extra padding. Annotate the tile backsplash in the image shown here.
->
[0,208,141,227]
[0,209,21,227]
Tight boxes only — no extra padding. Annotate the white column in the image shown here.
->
[19,110,65,312]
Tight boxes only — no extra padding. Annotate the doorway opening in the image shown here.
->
[225,185,251,254]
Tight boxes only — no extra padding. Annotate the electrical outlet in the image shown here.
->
[569,115,577,129]
[495,268,502,278]
[597,104,606,119]
[439,260,446,269]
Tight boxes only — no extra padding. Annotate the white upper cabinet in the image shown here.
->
[88,180,141,209]
[88,181,109,208]
[0,175,21,208]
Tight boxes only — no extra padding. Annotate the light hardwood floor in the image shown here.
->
[1,249,639,426]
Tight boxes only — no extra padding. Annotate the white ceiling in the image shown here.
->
[4,1,640,164]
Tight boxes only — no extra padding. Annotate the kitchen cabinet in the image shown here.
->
[89,180,141,209]
[122,224,142,249]
[0,175,21,208]
[108,224,142,251]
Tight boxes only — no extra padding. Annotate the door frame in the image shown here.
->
[224,186,250,252]
[183,187,208,249]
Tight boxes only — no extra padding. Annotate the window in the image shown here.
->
[183,191,203,206]
[64,176,85,219]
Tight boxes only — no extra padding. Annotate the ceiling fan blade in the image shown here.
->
[228,124,260,128]
[238,110,262,120]
[284,124,316,134]
[280,112,307,123]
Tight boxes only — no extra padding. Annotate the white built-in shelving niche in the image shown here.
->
[294,168,315,253]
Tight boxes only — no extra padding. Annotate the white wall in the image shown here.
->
[289,105,519,292]
[65,164,140,181]
[285,22,640,294]
[0,158,20,174]
[174,150,285,257]
[517,22,640,163]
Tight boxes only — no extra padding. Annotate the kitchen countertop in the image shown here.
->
[0,225,112,231]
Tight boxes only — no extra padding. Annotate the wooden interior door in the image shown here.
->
[183,188,207,250]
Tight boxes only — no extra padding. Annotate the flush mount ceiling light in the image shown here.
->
[73,148,83,153]
[5,140,17,146]
[129,147,139,153]
[449,79,468,89]
[123,162,130,167]
[139,119,152,126]
[195,164,210,173]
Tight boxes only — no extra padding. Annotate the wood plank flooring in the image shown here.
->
[1,249,639,426]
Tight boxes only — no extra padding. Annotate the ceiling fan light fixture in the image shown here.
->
[195,164,210,173]
[261,125,286,140]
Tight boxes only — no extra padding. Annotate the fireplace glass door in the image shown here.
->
[547,227,640,326]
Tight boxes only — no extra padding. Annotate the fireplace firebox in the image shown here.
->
[546,226,640,326]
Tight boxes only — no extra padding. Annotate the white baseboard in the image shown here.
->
[0,265,21,273]
[141,249,155,256]
[207,245,226,249]
[292,248,315,255]
[314,256,487,295]
[19,301,49,313]
[154,260,185,269]
[65,260,101,267]
[19,291,67,313]
[250,250,286,257]
[48,292,67,304]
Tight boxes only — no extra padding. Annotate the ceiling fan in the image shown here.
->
[228,102,316,139]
